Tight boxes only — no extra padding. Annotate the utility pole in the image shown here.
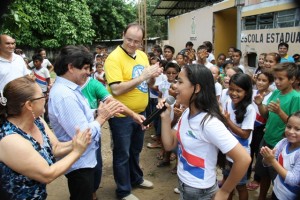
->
[138,0,147,51]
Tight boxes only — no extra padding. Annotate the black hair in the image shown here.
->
[54,45,93,76]
[184,64,228,168]
[32,53,43,62]
[287,111,300,123]
[233,48,242,57]
[153,45,162,54]
[197,45,208,52]
[165,62,180,72]
[278,42,289,50]
[229,73,253,123]
[163,45,175,54]
[185,41,193,47]
[257,68,274,84]
[203,41,213,53]
[37,48,46,54]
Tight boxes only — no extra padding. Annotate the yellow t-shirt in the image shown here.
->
[104,46,149,114]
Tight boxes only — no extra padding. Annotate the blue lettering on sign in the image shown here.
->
[132,65,148,93]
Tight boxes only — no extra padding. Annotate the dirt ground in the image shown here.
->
[47,123,263,200]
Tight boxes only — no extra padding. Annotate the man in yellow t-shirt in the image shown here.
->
[104,23,162,200]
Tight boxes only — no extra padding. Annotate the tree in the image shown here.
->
[87,0,137,42]
[145,0,167,40]
[0,0,95,48]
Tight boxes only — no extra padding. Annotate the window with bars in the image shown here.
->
[258,13,274,29]
[244,16,257,30]
[276,8,299,28]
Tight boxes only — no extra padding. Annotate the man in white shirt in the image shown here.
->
[0,34,29,90]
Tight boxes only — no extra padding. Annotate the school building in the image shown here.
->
[152,0,299,68]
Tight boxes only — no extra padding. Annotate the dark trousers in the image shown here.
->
[65,168,95,200]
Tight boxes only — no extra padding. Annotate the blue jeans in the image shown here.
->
[93,140,102,192]
[109,115,145,198]
[178,179,218,200]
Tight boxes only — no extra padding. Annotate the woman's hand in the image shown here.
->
[72,128,91,154]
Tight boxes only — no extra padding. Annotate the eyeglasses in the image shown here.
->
[124,37,142,46]
[30,93,48,102]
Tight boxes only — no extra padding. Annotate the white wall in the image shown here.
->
[168,6,214,54]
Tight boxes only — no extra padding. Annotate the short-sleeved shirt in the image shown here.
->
[264,89,300,148]
[33,67,50,92]
[174,109,238,189]
[104,45,149,114]
[0,119,55,200]
[273,138,300,200]
[0,53,29,90]
[215,82,222,97]
[280,55,295,63]
[224,99,256,158]
[81,77,111,109]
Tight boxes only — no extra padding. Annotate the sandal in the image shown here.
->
[246,181,260,191]
[147,142,162,149]
[157,160,170,167]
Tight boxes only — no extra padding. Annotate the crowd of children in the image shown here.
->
[145,41,300,200]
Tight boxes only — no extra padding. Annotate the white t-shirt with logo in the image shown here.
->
[174,109,238,189]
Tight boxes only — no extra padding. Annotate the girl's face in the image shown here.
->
[224,63,233,74]
[258,55,265,67]
[228,82,246,105]
[96,65,103,73]
[217,55,226,67]
[176,54,185,66]
[285,115,300,148]
[165,67,178,83]
[264,55,277,69]
[174,69,194,107]
[228,48,234,58]
[256,73,270,92]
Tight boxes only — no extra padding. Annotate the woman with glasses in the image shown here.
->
[0,76,92,200]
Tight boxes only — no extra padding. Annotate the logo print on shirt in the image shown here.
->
[186,130,197,139]
[132,65,148,93]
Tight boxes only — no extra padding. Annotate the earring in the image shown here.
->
[31,111,36,119]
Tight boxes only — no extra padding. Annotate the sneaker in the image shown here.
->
[174,187,180,194]
[121,194,139,200]
[138,179,153,189]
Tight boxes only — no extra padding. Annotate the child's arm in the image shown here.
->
[214,143,251,199]
[260,146,288,179]
[254,93,269,119]
[224,111,251,139]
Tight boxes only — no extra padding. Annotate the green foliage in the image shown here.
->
[87,0,137,42]
[0,0,166,48]
[136,0,168,40]
[0,0,95,48]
